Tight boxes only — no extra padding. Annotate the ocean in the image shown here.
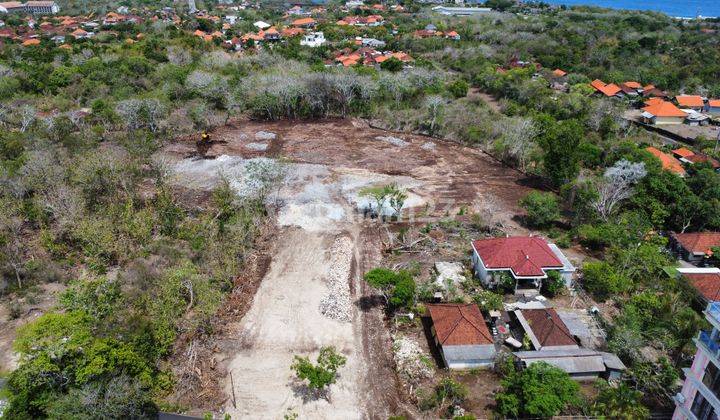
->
[540,0,720,18]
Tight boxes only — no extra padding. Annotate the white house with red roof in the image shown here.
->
[471,236,575,293]
[425,303,496,369]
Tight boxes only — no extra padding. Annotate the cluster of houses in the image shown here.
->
[412,23,460,40]
[331,47,413,67]
[587,78,720,126]
[424,235,626,380]
[644,146,719,177]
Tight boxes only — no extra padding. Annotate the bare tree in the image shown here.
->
[592,160,647,220]
[424,95,445,137]
[18,105,36,132]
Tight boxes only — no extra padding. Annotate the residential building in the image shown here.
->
[678,268,720,305]
[676,95,706,111]
[551,68,567,78]
[291,17,315,28]
[511,307,625,380]
[0,1,24,13]
[671,232,720,265]
[641,100,687,125]
[470,236,576,294]
[300,31,325,47]
[707,100,720,116]
[425,303,496,369]
[673,302,720,420]
[590,79,622,97]
[431,6,492,15]
[25,1,58,14]
[645,147,686,176]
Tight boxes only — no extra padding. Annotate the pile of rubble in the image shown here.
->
[375,135,409,147]
[319,236,353,322]
[392,335,434,385]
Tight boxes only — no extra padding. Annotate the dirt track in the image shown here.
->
[164,118,536,418]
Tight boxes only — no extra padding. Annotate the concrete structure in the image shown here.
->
[431,5,492,15]
[471,236,575,293]
[673,302,720,419]
[426,303,496,369]
[300,31,325,47]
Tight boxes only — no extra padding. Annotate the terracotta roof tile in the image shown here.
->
[645,146,686,176]
[642,101,686,118]
[427,304,493,346]
[676,95,704,108]
[521,308,576,348]
[672,232,720,254]
[684,272,720,302]
[672,147,695,159]
[472,236,563,278]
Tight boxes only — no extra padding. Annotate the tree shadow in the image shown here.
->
[421,316,446,369]
[354,294,385,312]
[288,379,331,403]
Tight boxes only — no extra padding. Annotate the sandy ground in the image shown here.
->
[164,118,538,417]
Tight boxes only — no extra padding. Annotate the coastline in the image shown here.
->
[537,0,718,20]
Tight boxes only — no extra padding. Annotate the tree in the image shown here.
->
[495,362,581,418]
[592,160,647,221]
[589,380,650,419]
[360,184,407,221]
[535,115,582,187]
[291,346,347,394]
[542,270,565,297]
[582,261,633,301]
[380,56,403,72]
[364,268,416,310]
[519,191,559,227]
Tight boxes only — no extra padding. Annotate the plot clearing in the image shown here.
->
[163,118,534,418]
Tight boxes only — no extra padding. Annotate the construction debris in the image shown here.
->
[392,335,433,385]
[319,236,353,322]
[374,135,409,148]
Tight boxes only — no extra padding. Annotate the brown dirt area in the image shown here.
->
[160,117,555,418]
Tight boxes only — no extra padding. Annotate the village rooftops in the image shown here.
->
[516,308,577,349]
[642,100,686,118]
[671,232,720,255]
[678,267,720,303]
[589,79,621,97]
[426,303,493,346]
[645,146,686,176]
[676,95,704,108]
[471,236,564,278]
[552,68,567,77]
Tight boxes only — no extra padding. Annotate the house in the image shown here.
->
[641,100,687,125]
[431,6,492,15]
[642,85,668,98]
[425,303,496,369]
[623,81,643,93]
[589,79,621,98]
[685,154,720,171]
[672,302,720,420]
[706,100,720,116]
[359,37,385,48]
[645,146,686,176]
[27,1,57,14]
[70,28,91,39]
[670,232,720,264]
[551,68,567,78]
[0,1,25,13]
[676,95,705,111]
[292,17,315,28]
[511,307,624,380]
[678,267,720,305]
[470,236,576,294]
[300,31,325,47]
[253,20,270,29]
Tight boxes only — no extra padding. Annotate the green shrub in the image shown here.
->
[519,191,560,228]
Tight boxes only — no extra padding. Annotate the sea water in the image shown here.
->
[541,0,719,18]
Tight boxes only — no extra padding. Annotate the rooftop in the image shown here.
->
[645,146,686,176]
[518,308,577,348]
[472,236,563,278]
[427,303,493,346]
[672,232,720,254]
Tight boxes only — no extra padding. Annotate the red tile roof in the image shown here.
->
[623,81,642,89]
[472,236,562,278]
[686,153,720,169]
[672,232,720,254]
[590,79,621,97]
[684,272,720,302]
[642,101,686,118]
[645,146,686,176]
[552,69,567,77]
[672,147,695,159]
[676,95,704,108]
[292,17,315,26]
[709,100,720,108]
[427,304,493,346]
[521,308,576,348]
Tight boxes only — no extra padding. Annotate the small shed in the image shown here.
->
[426,303,496,369]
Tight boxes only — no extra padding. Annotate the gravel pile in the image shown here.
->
[392,335,433,384]
[319,236,353,322]
[375,135,409,147]
[421,141,436,151]
[255,130,277,140]
[245,142,269,151]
